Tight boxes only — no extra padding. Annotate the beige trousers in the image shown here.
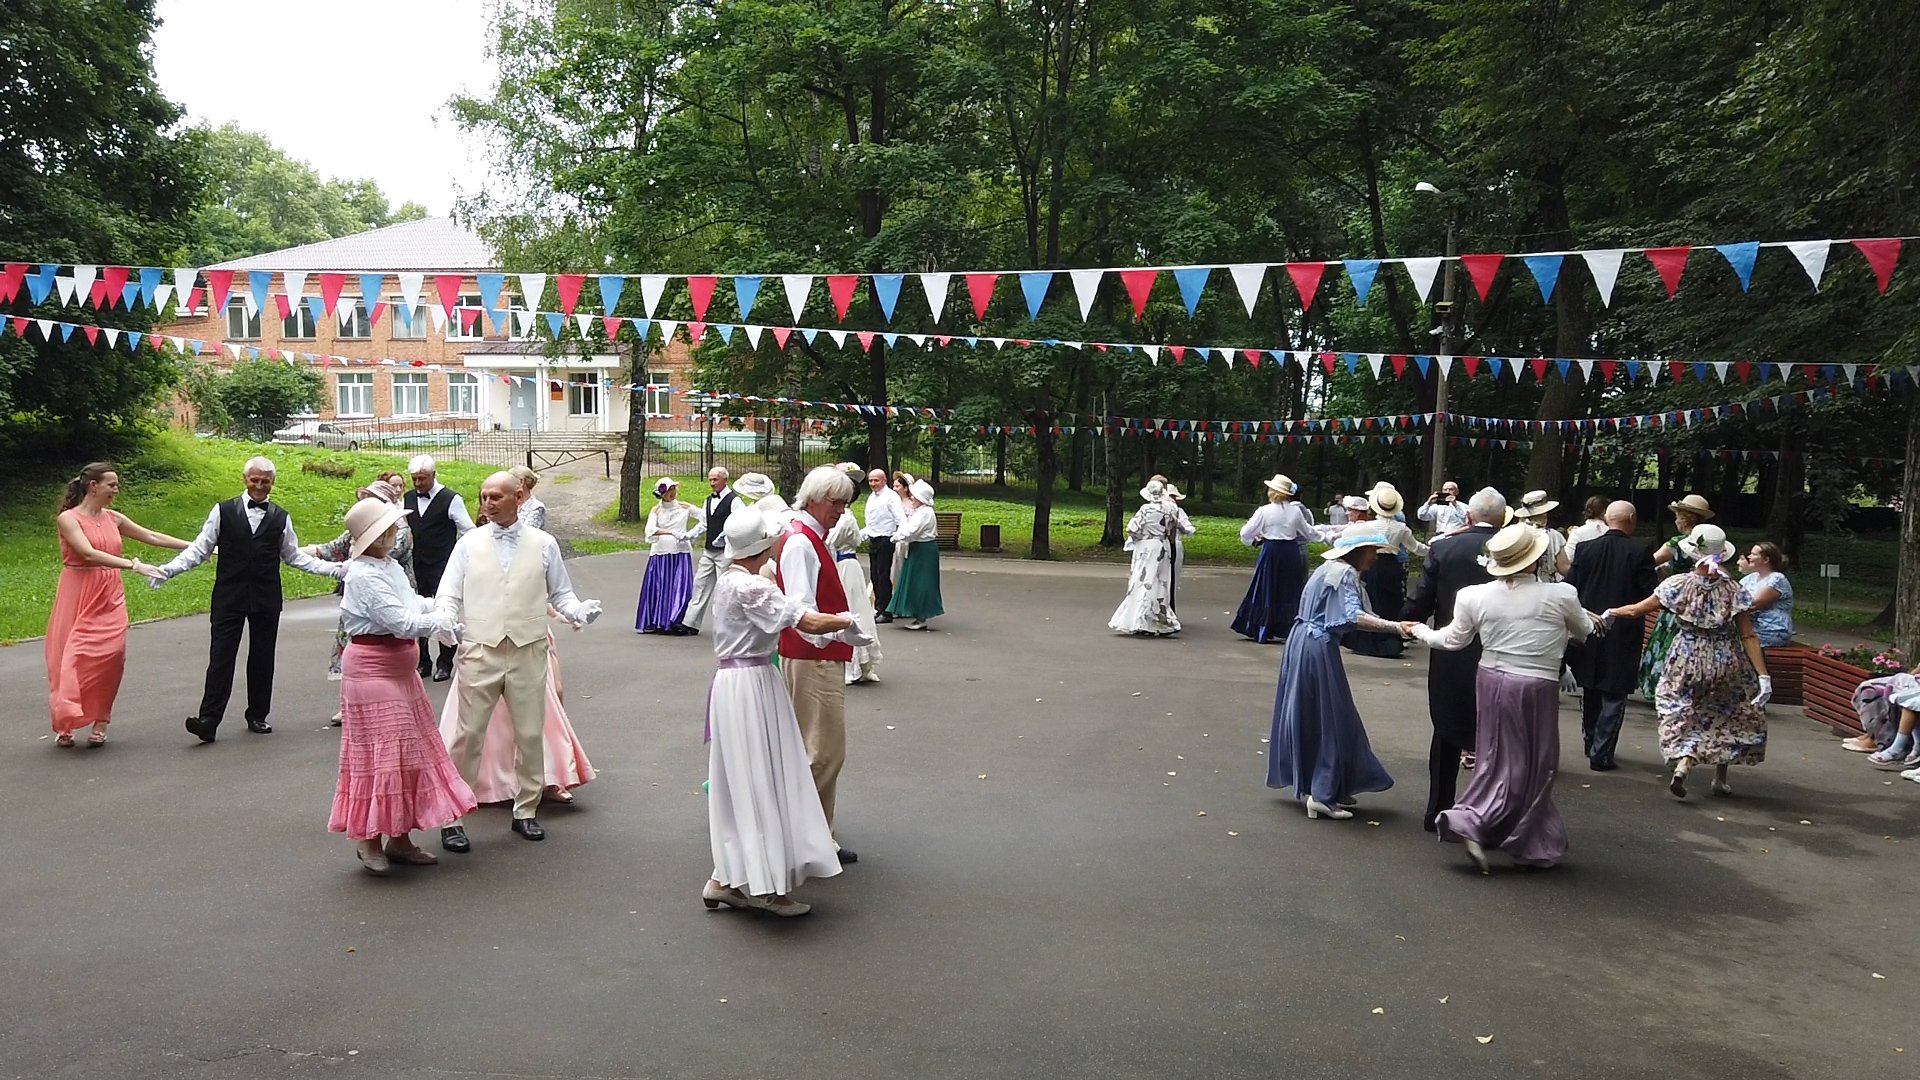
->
[448,637,549,820]
[682,549,729,629]
[783,658,846,828]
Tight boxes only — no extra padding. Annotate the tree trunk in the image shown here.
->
[994,432,1007,486]
[1765,425,1808,568]
[1895,399,1920,659]
[1526,178,1592,498]
[617,338,651,523]
[1100,381,1124,547]
[1031,419,1057,559]
[1067,358,1090,491]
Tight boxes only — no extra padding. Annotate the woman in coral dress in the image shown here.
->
[46,463,186,746]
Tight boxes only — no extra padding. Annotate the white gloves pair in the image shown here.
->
[1751,675,1773,709]
[838,624,877,649]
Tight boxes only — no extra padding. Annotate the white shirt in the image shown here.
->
[777,511,844,649]
[645,501,704,555]
[341,556,454,638]
[1417,498,1471,535]
[1413,578,1597,682]
[1239,501,1316,544]
[861,487,904,540]
[892,505,937,544]
[433,519,596,625]
[160,494,345,581]
[416,482,477,536]
[1565,519,1607,563]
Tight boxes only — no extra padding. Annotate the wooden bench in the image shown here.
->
[1762,644,1811,707]
[934,511,962,551]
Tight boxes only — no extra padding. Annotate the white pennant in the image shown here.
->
[153,284,174,312]
[1648,360,1663,383]
[103,327,120,348]
[337,302,358,329]
[1582,249,1624,307]
[656,319,679,344]
[512,310,535,337]
[1291,350,1311,367]
[1711,361,1730,382]
[1226,264,1267,317]
[1366,353,1386,378]
[781,275,813,322]
[55,276,78,306]
[223,342,242,360]
[36,319,53,340]
[172,269,198,308]
[1401,258,1442,302]
[429,305,448,331]
[72,265,97,303]
[1787,240,1830,289]
[1141,343,1160,366]
[987,337,1007,350]
[745,324,764,349]
[398,272,424,312]
[826,328,847,348]
[919,272,951,322]
[1223,350,1236,368]
[640,274,669,317]
[1577,359,1595,380]
[1840,363,1858,381]
[574,313,593,338]
[517,273,547,311]
[906,333,926,348]
[283,271,308,303]
[1069,269,1104,320]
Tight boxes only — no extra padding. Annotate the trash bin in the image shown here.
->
[979,523,1001,553]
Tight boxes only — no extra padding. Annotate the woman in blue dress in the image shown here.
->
[1232,474,1317,643]
[1266,524,1407,819]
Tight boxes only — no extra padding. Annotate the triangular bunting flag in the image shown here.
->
[1582,249,1625,306]
[1459,254,1503,301]
[1172,267,1210,315]
[433,274,462,318]
[782,275,813,322]
[1853,238,1902,293]
[1715,242,1759,291]
[1118,269,1156,319]
[205,269,236,313]
[556,274,584,316]
[1521,255,1562,302]
[686,275,717,321]
[745,324,764,349]
[1401,258,1441,302]
[733,276,762,320]
[1226,263,1266,316]
[827,274,858,321]
[1343,260,1379,305]
[1284,262,1327,310]
[598,274,626,315]
[321,272,350,316]
[247,271,273,313]
[919,272,950,322]
[1786,240,1829,290]
[1644,246,1691,298]
[516,273,546,313]
[1018,272,1052,320]
[872,274,902,323]
[1068,269,1103,319]
[965,273,998,320]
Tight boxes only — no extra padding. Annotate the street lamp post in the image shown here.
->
[1417,181,1460,495]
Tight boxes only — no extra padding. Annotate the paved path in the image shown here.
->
[0,554,1911,1078]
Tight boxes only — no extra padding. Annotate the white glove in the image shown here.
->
[430,619,462,648]
[1592,612,1614,636]
[1751,675,1773,709]
[839,625,877,649]
[1559,668,1580,695]
[571,600,603,627]
[145,566,170,589]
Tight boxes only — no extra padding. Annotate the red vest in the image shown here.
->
[775,517,854,661]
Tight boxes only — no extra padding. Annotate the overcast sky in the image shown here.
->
[151,0,499,216]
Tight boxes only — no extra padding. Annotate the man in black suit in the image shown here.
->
[1404,487,1503,831]
[154,456,346,742]
[1565,499,1657,770]
[405,454,475,681]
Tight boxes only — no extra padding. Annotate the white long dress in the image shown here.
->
[827,514,881,683]
[706,567,843,897]
[1109,501,1181,635]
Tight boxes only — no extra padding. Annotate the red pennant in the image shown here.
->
[1284,262,1328,310]
[1459,254,1504,301]
[273,294,292,320]
[434,274,463,319]
[319,273,347,316]
[856,331,876,352]
[1388,354,1407,377]
[687,321,706,346]
[827,274,859,321]
[205,270,235,312]
[1529,358,1549,382]
[556,274,585,316]
[102,266,130,305]
[87,281,108,309]
[1318,351,1337,375]
[1168,345,1186,365]
[770,326,792,349]
[1598,360,1617,383]
[10,316,26,337]
[366,300,383,328]
[186,287,205,313]
[1644,246,1691,298]
[1242,348,1262,368]
[81,325,99,346]
[0,263,25,304]
[602,316,624,339]
[1734,361,1751,383]
[965,273,998,320]
[1670,361,1687,382]
[935,335,952,347]
[686,275,717,321]
[459,307,481,334]
[1462,356,1482,378]
[1118,269,1156,319]
[1853,238,1902,294]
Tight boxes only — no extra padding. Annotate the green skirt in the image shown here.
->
[886,540,945,620]
[1637,609,1678,697]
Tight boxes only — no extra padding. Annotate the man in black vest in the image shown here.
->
[680,466,734,632]
[154,457,347,742]
[406,454,475,680]
[1566,500,1658,771]
[1403,487,1503,831]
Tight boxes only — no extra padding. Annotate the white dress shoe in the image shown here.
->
[1463,839,1490,875]
[740,893,811,917]
[1303,797,1352,820]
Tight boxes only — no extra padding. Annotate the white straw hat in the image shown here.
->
[1667,493,1716,521]
[1677,522,1736,563]
[1513,489,1560,519]
[910,479,935,506]
[1140,478,1167,503]
[732,473,774,500]
[1368,487,1404,517]
[722,506,783,560]
[1263,474,1297,497]
[345,497,410,560]
[1484,523,1549,577]
[1323,522,1393,561]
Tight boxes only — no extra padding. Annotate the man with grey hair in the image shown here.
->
[1404,487,1505,829]
[859,468,903,621]
[776,465,875,861]
[1566,500,1656,771]
[681,466,736,632]
[406,454,475,680]
[155,456,347,742]
[1417,480,1469,537]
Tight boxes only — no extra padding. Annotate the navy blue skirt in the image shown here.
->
[1232,539,1307,643]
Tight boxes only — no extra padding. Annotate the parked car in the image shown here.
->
[272,420,367,450]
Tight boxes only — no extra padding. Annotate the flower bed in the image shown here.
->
[1800,645,1905,735]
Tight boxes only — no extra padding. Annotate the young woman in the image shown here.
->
[885,479,944,630]
[1232,475,1316,644]
[46,463,185,746]
[636,478,703,634]
[510,465,548,532]
[1736,542,1795,648]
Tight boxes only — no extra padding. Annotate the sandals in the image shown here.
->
[86,730,107,748]
[54,733,75,748]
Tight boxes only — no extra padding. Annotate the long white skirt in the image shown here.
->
[837,556,882,681]
[1108,537,1181,635]
[708,662,843,896]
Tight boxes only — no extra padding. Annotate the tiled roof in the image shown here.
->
[205,217,496,273]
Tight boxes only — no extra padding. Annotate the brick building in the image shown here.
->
[162,217,698,434]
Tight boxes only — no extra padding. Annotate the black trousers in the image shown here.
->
[869,536,896,611]
[417,636,455,673]
[198,608,280,728]
[1425,732,1469,832]
[1581,690,1629,767]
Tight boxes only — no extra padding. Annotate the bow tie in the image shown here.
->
[247,499,270,511]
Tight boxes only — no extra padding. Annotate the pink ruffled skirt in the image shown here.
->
[330,638,478,841]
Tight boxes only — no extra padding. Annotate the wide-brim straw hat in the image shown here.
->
[653,477,679,498]
[1368,487,1404,518]
[1323,523,1394,561]
[356,479,398,504]
[732,473,774,500]
[1165,485,1186,501]
[346,497,410,560]
[1513,489,1560,519]
[1667,493,1716,521]
[1484,522,1550,577]
[1263,474,1297,497]
[1677,522,1736,563]
[1340,494,1371,513]
[723,506,783,560]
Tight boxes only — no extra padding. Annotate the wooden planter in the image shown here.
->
[1801,652,1869,735]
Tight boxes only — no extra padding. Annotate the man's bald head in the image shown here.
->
[480,471,524,527]
[1604,500,1637,530]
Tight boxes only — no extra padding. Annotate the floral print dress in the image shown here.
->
[1653,572,1766,766]
[1637,536,1694,697]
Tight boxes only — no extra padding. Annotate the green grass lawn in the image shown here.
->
[0,431,495,644]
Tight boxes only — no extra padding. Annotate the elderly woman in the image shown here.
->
[328,498,474,876]
[1232,474,1318,644]
[1607,524,1772,799]
[1736,542,1795,648]
[1343,485,1425,659]
[703,506,861,917]
[1639,494,1715,697]
[1265,524,1405,821]
[828,507,883,684]
[885,478,944,630]
[1109,478,1182,636]
[310,479,414,723]
[1511,490,1571,581]
[510,465,547,532]
[636,478,704,634]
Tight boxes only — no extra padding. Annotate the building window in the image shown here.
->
[336,372,373,417]
[337,299,372,340]
[225,299,261,340]
[281,304,316,340]
[392,372,429,417]
[447,372,478,416]
[389,296,429,340]
[644,370,671,416]
[567,373,600,416]
[447,293,484,341]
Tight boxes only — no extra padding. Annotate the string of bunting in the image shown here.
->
[3,236,1908,327]
[905,425,1532,450]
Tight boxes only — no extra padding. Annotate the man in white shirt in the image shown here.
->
[406,455,476,681]
[435,472,602,850]
[681,466,736,632]
[156,456,347,742]
[1417,480,1470,536]
[860,468,903,623]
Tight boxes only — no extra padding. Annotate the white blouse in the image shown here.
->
[710,566,807,661]
[646,501,704,555]
[892,505,937,544]
[1239,501,1317,544]
[342,556,455,639]
[1412,577,1598,682]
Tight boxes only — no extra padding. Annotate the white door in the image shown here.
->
[509,375,535,430]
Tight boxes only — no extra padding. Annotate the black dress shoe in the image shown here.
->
[511,818,545,841]
[836,847,858,864]
[417,664,433,679]
[1589,759,1619,772]
[432,663,452,683]
[440,825,471,853]
[874,613,894,624]
[246,719,273,734]
[184,716,216,743]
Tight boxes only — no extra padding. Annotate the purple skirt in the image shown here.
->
[1436,667,1569,867]
[636,551,694,633]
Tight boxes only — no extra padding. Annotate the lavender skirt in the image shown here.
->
[636,552,694,633]
[1436,667,1569,867]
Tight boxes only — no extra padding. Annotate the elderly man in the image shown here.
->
[777,466,876,861]
[1404,487,1504,830]
[435,472,602,849]
[859,468,903,622]
[1417,480,1469,537]
[405,455,475,681]
[156,457,346,742]
[1566,500,1657,771]
[681,466,737,632]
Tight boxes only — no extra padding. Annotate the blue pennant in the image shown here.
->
[630,319,651,343]
[305,296,326,326]
[189,339,204,356]
[27,265,57,305]
[248,271,273,313]
[1343,260,1381,305]
[714,324,734,345]
[1414,355,1431,377]
[1173,268,1210,316]
[246,347,260,360]
[120,283,139,308]
[544,312,563,338]
[882,333,899,349]
[126,332,142,351]
[597,274,625,315]
[1488,357,1506,379]
[1522,255,1563,302]
[138,267,162,308]
[733,276,762,320]
[1715,242,1759,292]
[1267,349,1286,367]
[873,274,903,323]
[1694,363,1709,382]
[1625,360,1642,381]
[476,273,506,315]
[801,329,819,346]
[1556,359,1572,379]
[963,336,979,347]
[359,274,386,316]
[1018,272,1052,320]
[1343,353,1360,375]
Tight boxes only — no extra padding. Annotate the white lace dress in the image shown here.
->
[1109,501,1181,635]
[706,567,843,896]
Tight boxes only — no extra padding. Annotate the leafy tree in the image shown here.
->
[208,359,324,429]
